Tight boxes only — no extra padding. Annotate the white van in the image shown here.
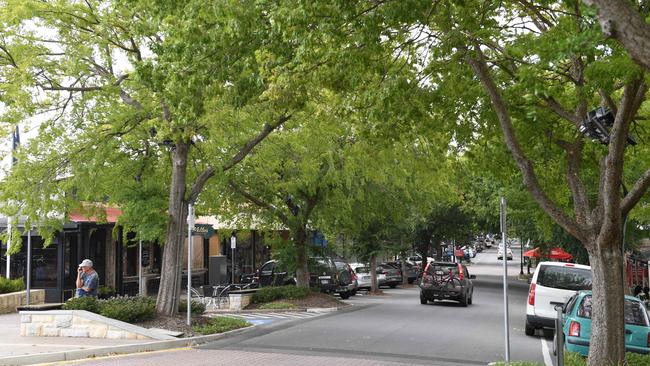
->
[525,261,592,336]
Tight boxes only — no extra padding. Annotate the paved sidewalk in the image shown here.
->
[0,312,151,358]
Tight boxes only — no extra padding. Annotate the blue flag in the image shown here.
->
[11,125,19,166]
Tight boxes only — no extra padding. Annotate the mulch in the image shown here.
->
[135,315,211,338]
[245,292,345,310]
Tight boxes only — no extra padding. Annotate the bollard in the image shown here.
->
[555,305,564,366]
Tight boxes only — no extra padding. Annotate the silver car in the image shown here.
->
[353,266,373,290]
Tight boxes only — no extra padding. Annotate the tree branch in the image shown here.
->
[465,45,586,242]
[621,168,650,215]
[228,180,289,224]
[186,114,292,204]
[542,96,582,126]
[222,114,292,171]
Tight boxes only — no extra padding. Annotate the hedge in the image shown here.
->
[251,285,310,304]
[0,277,25,294]
[62,295,155,323]
[178,299,206,315]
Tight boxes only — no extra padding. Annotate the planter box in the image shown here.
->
[0,290,45,314]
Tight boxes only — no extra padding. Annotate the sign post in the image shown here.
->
[26,225,31,305]
[500,197,510,363]
[186,204,195,326]
[231,235,237,284]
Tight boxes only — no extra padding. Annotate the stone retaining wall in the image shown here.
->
[0,290,45,314]
[229,293,253,311]
[20,310,174,340]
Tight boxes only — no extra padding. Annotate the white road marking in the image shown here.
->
[541,337,554,366]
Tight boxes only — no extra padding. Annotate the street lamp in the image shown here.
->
[579,107,635,287]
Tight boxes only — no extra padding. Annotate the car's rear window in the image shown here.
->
[537,265,592,291]
[355,267,370,274]
[334,261,348,270]
[428,264,459,276]
[578,295,648,326]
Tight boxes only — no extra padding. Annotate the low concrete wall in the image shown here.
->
[20,310,175,341]
[0,290,45,314]
[228,292,253,311]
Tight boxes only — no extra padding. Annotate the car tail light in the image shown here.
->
[565,263,575,267]
[647,332,650,347]
[528,283,536,306]
[457,264,464,281]
[569,321,580,337]
[351,270,358,281]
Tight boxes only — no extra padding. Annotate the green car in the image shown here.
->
[559,290,650,356]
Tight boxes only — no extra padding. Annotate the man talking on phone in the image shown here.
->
[75,259,99,297]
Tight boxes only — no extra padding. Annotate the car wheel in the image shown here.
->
[525,322,535,336]
[468,291,473,305]
[351,289,357,296]
[408,279,414,284]
[420,295,427,305]
[339,291,351,300]
[389,284,397,288]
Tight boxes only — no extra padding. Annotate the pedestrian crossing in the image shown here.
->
[207,310,332,324]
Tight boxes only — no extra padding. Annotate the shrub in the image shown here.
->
[99,296,156,323]
[178,299,206,315]
[0,276,25,294]
[97,286,116,299]
[62,296,101,313]
[192,316,250,335]
[251,286,310,304]
[62,295,155,323]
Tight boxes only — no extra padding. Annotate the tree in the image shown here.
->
[407,2,650,364]
[0,0,292,315]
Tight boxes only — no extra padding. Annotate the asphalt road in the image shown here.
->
[56,246,555,366]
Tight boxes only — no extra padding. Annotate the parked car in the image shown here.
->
[419,261,475,306]
[497,246,513,260]
[558,291,650,356]
[333,259,358,296]
[384,261,419,284]
[252,257,355,299]
[377,264,402,288]
[525,261,592,335]
[352,265,373,290]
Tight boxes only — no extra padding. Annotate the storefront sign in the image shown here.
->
[192,224,214,239]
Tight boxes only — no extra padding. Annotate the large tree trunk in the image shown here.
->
[370,255,378,293]
[156,141,189,315]
[294,227,310,287]
[588,239,626,366]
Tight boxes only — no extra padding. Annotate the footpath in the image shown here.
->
[0,311,254,366]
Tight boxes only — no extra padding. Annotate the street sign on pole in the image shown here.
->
[500,197,511,363]
[231,235,236,284]
[186,204,195,326]
[26,226,31,306]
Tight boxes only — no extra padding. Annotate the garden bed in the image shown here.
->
[245,292,345,310]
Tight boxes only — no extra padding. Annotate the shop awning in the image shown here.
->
[523,247,573,261]
[69,206,123,223]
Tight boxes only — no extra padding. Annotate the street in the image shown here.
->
[48,246,555,366]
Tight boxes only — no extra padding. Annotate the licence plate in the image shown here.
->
[435,270,444,275]
[320,279,329,284]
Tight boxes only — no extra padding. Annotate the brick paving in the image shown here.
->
[49,348,414,366]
